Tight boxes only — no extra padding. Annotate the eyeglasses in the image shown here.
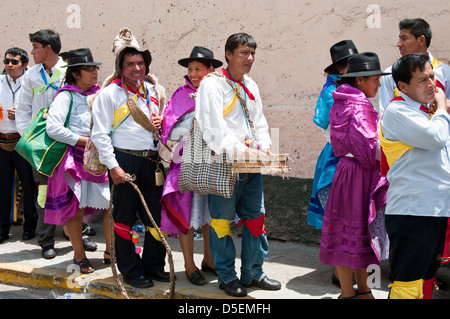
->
[3,58,20,65]
[81,66,100,72]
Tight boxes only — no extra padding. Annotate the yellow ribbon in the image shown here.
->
[211,219,232,238]
[145,226,167,242]
[112,89,144,128]
[388,279,424,299]
[37,185,47,209]
[32,68,66,96]
[223,83,240,117]
[378,125,414,168]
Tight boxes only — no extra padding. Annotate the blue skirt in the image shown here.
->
[307,142,339,229]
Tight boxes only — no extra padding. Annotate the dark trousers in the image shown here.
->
[0,148,38,236]
[111,151,166,280]
[31,168,56,248]
[386,214,447,282]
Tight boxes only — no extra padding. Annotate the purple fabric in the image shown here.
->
[319,84,388,268]
[160,76,196,234]
[44,145,108,225]
[55,83,101,98]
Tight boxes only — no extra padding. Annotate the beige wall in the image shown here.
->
[2,0,449,177]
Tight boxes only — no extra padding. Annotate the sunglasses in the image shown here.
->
[3,58,20,65]
[81,66,100,72]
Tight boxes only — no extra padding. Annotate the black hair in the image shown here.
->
[336,76,358,88]
[225,33,257,63]
[325,58,349,76]
[65,65,82,85]
[188,59,212,69]
[4,47,29,65]
[29,29,62,54]
[392,53,430,88]
[399,18,432,48]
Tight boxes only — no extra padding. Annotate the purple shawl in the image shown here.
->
[44,84,107,225]
[160,76,197,234]
[329,84,389,262]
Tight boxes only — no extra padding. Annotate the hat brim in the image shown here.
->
[323,54,354,73]
[63,62,102,68]
[178,57,223,69]
[340,70,391,78]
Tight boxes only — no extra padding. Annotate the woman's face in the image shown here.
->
[187,60,213,88]
[357,75,381,98]
[75,65,99,91]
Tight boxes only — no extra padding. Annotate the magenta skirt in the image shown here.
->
[319,157,380,269]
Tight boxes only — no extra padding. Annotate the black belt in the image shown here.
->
[114,147,158,158]
[0,132,21,140]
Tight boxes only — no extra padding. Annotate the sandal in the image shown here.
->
[103,251,111,265]
[355,289,373,299]
[338,294,356,299]
[73,258,94,274]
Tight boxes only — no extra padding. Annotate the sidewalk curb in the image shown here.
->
[0,259,244,299]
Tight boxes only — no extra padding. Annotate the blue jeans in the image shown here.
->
[208,173,269,285]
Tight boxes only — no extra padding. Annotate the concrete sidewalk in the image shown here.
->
[0,218,449,300]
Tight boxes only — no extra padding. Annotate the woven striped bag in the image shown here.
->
[178,118,237,199]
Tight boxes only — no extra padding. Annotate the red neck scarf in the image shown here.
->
[219,68,255,101]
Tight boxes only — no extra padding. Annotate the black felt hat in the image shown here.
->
[178,46,223,69]
[66,48,102,67]
[324,40,358,73]
[340,52,391,78]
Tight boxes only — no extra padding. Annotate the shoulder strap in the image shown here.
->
[63,91,73,128]
[210,72,257,138]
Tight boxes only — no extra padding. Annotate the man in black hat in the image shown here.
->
[91,37,168,288]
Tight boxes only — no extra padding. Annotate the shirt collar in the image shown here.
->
[39,57,65,75]
[399,91,431,110]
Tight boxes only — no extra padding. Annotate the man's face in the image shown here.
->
[121,53,146,84]
[399,62,436,104]
[226,44,256,78]
[31,41,49,64]
[4,53,27,80]
[397,29,425,56]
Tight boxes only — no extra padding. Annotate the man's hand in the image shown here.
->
[434,87,447,111]
[110,166,126,185]
[7,108,15,120]
[151,112,162,130]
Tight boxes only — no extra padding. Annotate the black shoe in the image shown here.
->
[22,231,35,240]
[186,270,206,286]
[201,260,217,276]
[82,235,97,252]
[242,276,281,290]
[219,279,247,297]
[42,246,56,259]
[0,234,9,244]
[124,275,153,288]
[147,271,172,282]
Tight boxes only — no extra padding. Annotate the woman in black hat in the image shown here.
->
[160,46,223,285]
[319,52,390,299]
[308,40,358,286]
[45,48,112,274]
[309,40,357,230]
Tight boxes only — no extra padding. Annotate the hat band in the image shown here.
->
[68,56,95,65]
[331,48,358,63]
[347,61,381,73]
